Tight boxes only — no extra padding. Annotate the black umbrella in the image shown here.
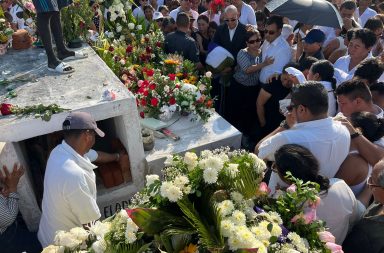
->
[266,0,343,28]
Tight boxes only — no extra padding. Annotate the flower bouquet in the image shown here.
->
[0,9,14,54]
[210,0,225,14]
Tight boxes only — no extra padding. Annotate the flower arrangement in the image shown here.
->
[0,8,14,45]
[210,0,225,14]
[42,148,343,253]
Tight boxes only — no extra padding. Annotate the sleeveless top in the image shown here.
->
[348,150,372,197]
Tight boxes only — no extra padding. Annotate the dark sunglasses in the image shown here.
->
[225,18,237,23]
[247,39,262,44]
[265,30,276,35]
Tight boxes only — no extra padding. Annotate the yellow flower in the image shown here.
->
[164,59,180,65]
[176,73,184,77]
[179,244,198,253]
[182,79,190,84]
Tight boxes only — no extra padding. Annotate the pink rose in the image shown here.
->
[303,208,316,224]
[309,196,321,209]
[287,184,297,193]
[259,182,271,194]
[291,213,303,223]
[318,231,336,243]
[325,242,344,253]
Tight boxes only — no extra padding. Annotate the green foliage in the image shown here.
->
[61,0,93,42]
[11,103,69,121]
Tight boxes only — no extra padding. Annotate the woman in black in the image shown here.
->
[192,15,210,66]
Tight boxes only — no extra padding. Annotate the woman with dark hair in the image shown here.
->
[192,15,210,65]
[226,26,274,150]
[336,112,384,198]
[274,144,365,244]
[143,4,155,28]
[307,60,337,116]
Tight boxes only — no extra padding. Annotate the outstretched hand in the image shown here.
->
[0,164,24,195]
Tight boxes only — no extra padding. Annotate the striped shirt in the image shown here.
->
[0,192,19,234]
[233,49,261,87]
[32,0,72,13]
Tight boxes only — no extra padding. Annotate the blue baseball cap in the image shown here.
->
[303,29,326,44]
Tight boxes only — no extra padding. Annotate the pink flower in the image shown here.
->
[303,208,316,224]
[291,213,303,223]
[259,182,271,194]
[309,196,321,209]
[325,242,344,253]
[318,231,336,243]
[287,184,297,193]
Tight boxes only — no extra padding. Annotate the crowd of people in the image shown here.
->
[2,0,384,252]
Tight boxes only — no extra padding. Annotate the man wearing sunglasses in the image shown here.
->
[259,16,292,86]
[256,82,350,193]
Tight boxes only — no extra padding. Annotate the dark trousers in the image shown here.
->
[0,217,42,253]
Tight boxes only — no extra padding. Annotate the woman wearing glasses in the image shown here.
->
[343,161,384,253]
[226,26,273,150]
[273,144,365,245]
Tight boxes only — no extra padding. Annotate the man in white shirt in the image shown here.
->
[335,79,384,118]
[255,81,350,192]
[133,0,148,19]
[259,16,291,84]
[334,28,376,78]
[231,0,257,26]
[38,112,108,247]
[355,0,377,27]
[169,0,198,28]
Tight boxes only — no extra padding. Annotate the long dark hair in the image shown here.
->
[350,111,384,142]
[274,144,330,192]
[310,60,337,92]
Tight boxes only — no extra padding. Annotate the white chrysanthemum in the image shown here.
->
[226,163,239,177]
[54,231,81,249]
[174,175,189,188]
[259,220,282,237]
[126,218,139,233]
[250,225,271,241]
[160,181,183,202]
[230,191,243,203]
[183,185,192,194]
[128,23,135,29]
[220,219,235,237]
[218,200,235,217]
[164,155,175,166]
[231,210,247,226]
[203,167,218,184]
[184,152,198,170]
[228,234,242,251]
[268,211,283,225]
[41,245,65,253]
[200,150,212,158]
[287,232,309,252]
[118,209,129,219]
[125,230,137,243]
[206,156,224,171]
[89,221,111,239]
[237,227,257,247]
[244,207,257,220]
[146,174,160,187]
[249,153,266,172]
[92,239,107,253]
[116,25,122,32]
[69,227,89,241]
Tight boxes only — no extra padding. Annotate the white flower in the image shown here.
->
[218,200,235,216]
[259,221,282,237]
[181,83,198,92]
[200,150,212,158]
[137,25,142,30]
[110,12,117,21]
[54,231,81,249]
[69,227,89,241]
[184,152,198,170]
[231,210,246,226]
[160,181,183,202]
[0,18,5,23]
[230,191,243,203]
[41,245,65,253]
[92,239,106,253]
[107,32,114,38]
[268,211,283,225]
[118,209,129,219]
[146,174,160,187]
[203,167,218,184]
[205,71,212,78]
[205,156,224,171]
[126,218,139,233]
[119,35,125,41]
[116,25,122,32]
[221,219,235,237]
[131,32,136,37]
[250,225,271,241]
[120,58,126,65]
[125,231,137,243]
[164,155,175,166]
[128,23,135,29]
[174,175,189,188]
[89,221,111,239]
[198,84,206,91]
[164,85,170,93]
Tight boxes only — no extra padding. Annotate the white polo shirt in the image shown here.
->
[38,141,101,247]
[355,7,377,27]
[258,117,350,192]
[259,35,291,83]
[238,2,257,26]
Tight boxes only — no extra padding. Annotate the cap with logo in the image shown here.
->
[303,29,326,44]
[62,111,105,137]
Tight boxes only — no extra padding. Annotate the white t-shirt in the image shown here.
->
[355,7,377,27]
[238,2,257,26]
[169,7,198,28]
[258,117,351,192]
[38,141,101,247]
[317,178,365,244]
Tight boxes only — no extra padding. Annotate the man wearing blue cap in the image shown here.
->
[298,29,326,65]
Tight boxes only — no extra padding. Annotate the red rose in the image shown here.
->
[151,97,159,107]
[1,103,13,115]
[168,74,176,81]
[143,90,149,96]
[169,97,176,105]
[140,99,147,106]
[146,46,152,54]
[156,42,162,48]
[146,69,155,77]
[108,46,114,52]
[206,99,213,108]
[142,80,150,87]
[140,111,145,118]
[149,83,156,90]
[126,45,133,54]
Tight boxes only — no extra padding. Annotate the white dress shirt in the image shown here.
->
[259,35,291,83]
[238,2,257,26]
[229,23,238,42]
[133,7,145,19]
[170,7,199,28]
[317,178,365,245]
[334,52,373,77]
[258,117,350,192]
[355,7,377,27]
[320,81,337,117]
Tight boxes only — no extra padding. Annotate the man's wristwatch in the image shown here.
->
[279,120,290,130]
[350,132,361,139]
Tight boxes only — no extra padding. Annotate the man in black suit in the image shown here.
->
[212,5,247,116]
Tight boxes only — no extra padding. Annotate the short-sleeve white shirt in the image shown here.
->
[355,7,377,27]
[334,53,373,77]
[170,7,199,28]
[259,35,291,83]
[38,141,101,247]
[258,117,350,192]
[238,2,257,26]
